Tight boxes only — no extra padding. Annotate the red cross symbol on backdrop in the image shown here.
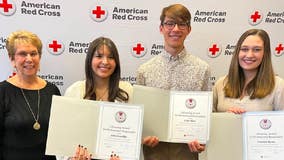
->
[0,0,12,12]
[133,43,145,55]
[251,11,261,22]
[49,40,62,52]
[92,6,105,18]
[275,44,284,54]
[209,44,220,56]
[9,72,16,78]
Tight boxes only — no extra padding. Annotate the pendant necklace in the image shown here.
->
[20,88,41,130]
[97,88,108,101]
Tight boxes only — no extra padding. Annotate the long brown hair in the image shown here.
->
[224,29,275,99]
[84,37,129,102]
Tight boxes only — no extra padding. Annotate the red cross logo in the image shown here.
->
[209,44,219,55]
[92,6,105,18]
[49,40,62,52]
[249,11,263,26]
[251,11,261,22]
[47,40,65,55]
[133,43,144,55]
[90,4,108,22]
[131,43,147,58]
[0,0,16,16]
[208,44,221,58]
[0,0,12,12]
[275,44,284,56]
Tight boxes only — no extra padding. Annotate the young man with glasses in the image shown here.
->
[136,4,211,160]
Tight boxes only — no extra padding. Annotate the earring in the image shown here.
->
[9,67,17,78]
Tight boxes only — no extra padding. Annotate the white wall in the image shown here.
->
[1,0,284,94]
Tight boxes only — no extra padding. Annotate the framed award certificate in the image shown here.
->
[133,85,212,144]
[243,111,284,160]
[168,91,212,143]
[46,96,143,160]
[96,103,143,160]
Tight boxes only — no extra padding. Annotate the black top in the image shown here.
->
[0,80,61,160]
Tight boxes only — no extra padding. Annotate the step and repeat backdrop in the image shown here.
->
[1,0,284,93]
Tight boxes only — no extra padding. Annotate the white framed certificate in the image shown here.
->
[96,103,143,160]
[169,91,212,143]
[243,111,284,160]
[46,95,143,160]
[133,85,212,144]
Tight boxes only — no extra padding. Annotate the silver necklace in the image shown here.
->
[20,88,41,130]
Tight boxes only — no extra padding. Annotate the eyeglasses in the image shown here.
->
[162,21,189,30]
[15,51,39,58]
[240,47,263,53]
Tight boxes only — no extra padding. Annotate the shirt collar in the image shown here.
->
[162,48,187,61]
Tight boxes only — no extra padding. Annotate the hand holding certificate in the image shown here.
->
[133,85,212,144]
[45,96,143,160]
